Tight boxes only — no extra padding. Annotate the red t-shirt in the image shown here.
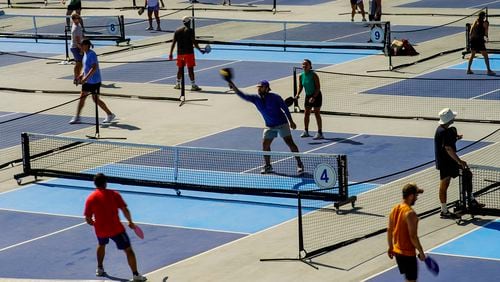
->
[84,188,126,238]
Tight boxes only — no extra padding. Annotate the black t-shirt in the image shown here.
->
[434,126,458,170]
[174,26,195,55]
[470,20,486,42]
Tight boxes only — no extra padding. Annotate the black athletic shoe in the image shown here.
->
[440,211,458,219]
[470,199,486,209]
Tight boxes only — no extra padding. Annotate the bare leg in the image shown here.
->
[124,247,139,274]
[467,50,476,74]
[358,3,367,20]
[147,11,153,29]
[439,176,451,205]
[480,50,495,74]
[177,66,183,80]
[262,138,273,166]
[75,92,89,117]
[154,10,161,30]
[313,107,322,132]
[96,244,106,269]
[283,135,303,167]
[351,4,356,21]
[303,107,311,132]
[91,94,112,115]
[188,66,195,82]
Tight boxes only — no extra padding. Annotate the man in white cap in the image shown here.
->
[434,108,482,218]
[169,16,205,91]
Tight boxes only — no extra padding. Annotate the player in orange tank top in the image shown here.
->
[387,183,426,282]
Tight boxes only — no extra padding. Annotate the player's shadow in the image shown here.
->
[101,83,121,89]
[308,137,363,146]
[101,273,129,282]
[101,122,141,130]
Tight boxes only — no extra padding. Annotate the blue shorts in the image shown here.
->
[148,4,160,12]
[70,47,83,62]
[97,231,131,250]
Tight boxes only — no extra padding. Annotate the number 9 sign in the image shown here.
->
[370,26,384,43]
[314,163,337,189]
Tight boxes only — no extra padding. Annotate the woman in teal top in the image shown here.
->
[296,59,323,139]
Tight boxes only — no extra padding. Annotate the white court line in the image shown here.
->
[469,88,500,100]
[146,60,242,83]
[325,30,371,42]
[0,222,86,253]
[0,112,19,118]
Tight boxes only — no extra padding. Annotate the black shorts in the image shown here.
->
[97,231,131,250]
[82,82,101,94]
[395,254,418,281]
[304,92,323,108]
[470,39,486,52]
[439,164,459,180]
[67,3,82,11]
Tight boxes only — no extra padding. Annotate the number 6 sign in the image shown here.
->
[314,163,337,189]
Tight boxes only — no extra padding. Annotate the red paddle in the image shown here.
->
[133,225,145,239]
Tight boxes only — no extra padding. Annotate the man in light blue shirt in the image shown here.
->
[229,79,304,174]
[70,39,115,124]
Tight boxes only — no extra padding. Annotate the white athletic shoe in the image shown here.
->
[96,267,106,277]
[131,274,147,281]
[103,113,116,123]
[313,132,324,140]
[300,131,311,138]
[69,116,81,124]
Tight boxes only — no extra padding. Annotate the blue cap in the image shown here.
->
[257,80,270,88]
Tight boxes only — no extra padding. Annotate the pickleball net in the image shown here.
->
[458,165,500,216]
[293,68,500,123]
[298,128,499,259]
[0,14,127,43]
[15,132,350,201]
[192,17,390,61]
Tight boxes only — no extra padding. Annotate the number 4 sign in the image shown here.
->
[314,163,337,189]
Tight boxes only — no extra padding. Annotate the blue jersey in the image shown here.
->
[235,90,292,127]
[83,49,101,84]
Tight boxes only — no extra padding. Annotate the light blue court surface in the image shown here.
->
[449,54,500,71]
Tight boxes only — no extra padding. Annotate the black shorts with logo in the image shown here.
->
[395,254,418,281]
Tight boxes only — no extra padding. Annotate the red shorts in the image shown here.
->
[177,53,196,68]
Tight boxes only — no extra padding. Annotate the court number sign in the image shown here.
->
[314,163,337,189]
[370,26,384,43]
[107,20,119,35]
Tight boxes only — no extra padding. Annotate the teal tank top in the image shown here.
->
[301,71,316,97]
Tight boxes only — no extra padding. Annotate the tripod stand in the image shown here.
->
[86,92,126,140]
[178,67,208,107]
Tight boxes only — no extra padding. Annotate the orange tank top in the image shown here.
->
[390,203,416,256]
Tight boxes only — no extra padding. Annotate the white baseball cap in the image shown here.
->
[182,16,191,23]
[438,108,457,124]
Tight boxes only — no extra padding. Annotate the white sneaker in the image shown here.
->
[96,267,106,277]
[300,131,311,138]
[173,84,181,89]
[297,164,304,174]
[69,116,81,124]
[103,113,116,123]
[131,274,147,281]
[260,164,273,174]
[313,132,324,140]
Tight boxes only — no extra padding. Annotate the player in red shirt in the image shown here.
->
[84,173,147,281]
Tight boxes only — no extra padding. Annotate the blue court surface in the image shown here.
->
[367,220,500,282]
[1,111,94,149]
[0,126,490,280]
[398,0,500,9]
[364,55,500,100]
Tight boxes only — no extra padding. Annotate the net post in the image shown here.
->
[191,4,196,37]
[465,23,471,53]
[337,155,348,200]
[20,133,31,175]
[64,25,70,62]
[292,67,299,111]
[180,66,186,105]
[133,0,137,7]
[32,16,39,43]
[283,22,287,52]
[385,22,393,70]
[297,191,305,258]
[119,15,126,43]
[272,0,277,14]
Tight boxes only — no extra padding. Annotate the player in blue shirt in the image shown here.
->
[229,79,304,174]
[70,39,115,124]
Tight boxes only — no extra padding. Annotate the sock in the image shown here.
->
[441,203,447,213]
[176,79,181,85]
[191,80,196,86]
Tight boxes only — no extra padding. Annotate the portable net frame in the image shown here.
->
[191,17,391,67]
[292,67,500,123]
[4,0,136,9]
[0,14,128,44]
[389,8,487,70]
